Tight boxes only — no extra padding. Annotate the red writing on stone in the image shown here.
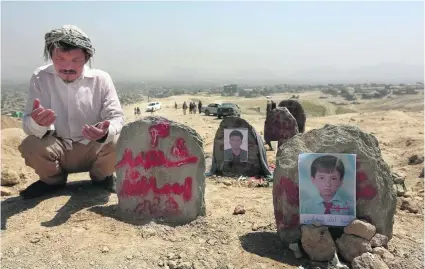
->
[116,148,198,170]
[149,121,170,148]
[134,195,181,216]
[274,209,299,229]
[119,174,193,202]
[171,138,190,158]
[330,205,350,212]
[356,170,377,200]
[273,176,299,206]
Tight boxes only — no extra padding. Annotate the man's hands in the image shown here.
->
[30,98,109,141]
[82,120,110,141]
[31,99,56,126]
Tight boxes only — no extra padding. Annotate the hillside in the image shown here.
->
[1,91,423,269]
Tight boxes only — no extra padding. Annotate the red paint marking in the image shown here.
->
[330,204,350,213]
[356,156,361,170]
[149,121,170,148]
[116,148,198,170]
[134,197,161,215]
[165,195,180,214]
[119,175,193,202]
[274,209,284,225]
[287,214,299,228]
[133,196,181,217]
[273,176,299,206]
[356,170,377,200]
[171,138,190,158]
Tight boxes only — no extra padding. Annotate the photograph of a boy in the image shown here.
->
[300,155,355,216]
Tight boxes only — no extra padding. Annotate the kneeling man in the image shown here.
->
[19,25,124,199]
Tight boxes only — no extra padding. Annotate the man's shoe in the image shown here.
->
[92,175,116,193]
[19,180,66,199]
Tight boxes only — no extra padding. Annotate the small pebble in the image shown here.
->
[233,205,246,215]
[101,246,110,253]
[30,237,40,243]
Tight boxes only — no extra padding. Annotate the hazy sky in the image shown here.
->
[1,1,424,83]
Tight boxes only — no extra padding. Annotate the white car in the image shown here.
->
[146,102,161,112]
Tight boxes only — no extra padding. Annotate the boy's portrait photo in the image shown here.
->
[223,128,248,163]
[299,153,356,226]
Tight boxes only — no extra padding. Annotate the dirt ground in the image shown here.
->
[1,91,424,269]
[1,115,22,130]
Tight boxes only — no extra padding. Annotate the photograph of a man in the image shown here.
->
[224,128,248,162]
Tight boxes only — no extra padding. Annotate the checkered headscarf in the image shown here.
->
[44,25,95,61]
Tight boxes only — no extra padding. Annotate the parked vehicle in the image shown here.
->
[217,103,241,119]
[146,102,161,112]
[201,103,221,116]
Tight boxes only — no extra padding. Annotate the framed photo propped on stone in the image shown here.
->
[299,153,356,226]
[223,128,249,163]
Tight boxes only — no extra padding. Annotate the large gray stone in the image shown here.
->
[210,116,271,177]
[272,124,396,245]
[115,116,206,224]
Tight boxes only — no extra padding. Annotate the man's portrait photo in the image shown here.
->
[299,153,356,226]
[223,128,248,163]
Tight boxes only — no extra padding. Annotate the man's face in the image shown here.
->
[311,169,342,197]
[229,135,242,150]
[52,47,87,83]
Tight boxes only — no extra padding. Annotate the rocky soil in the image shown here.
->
[1,91,423,269]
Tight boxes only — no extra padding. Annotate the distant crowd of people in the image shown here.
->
[133,101,204,118]
[176,101,202,115]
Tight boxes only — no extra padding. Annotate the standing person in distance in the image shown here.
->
[182,101,188,115]
[18,25,124,199]
[198,101,202,114]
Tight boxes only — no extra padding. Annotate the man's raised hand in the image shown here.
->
[82,120,110,141]
[31,98,56,127]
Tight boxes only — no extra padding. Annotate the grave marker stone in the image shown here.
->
[209,116,272,177]
[272,124,396,245]
[115,116,206,224]
[278,99,306,133]
[264,107,299,149]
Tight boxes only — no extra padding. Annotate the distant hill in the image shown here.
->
[286,63,424,84]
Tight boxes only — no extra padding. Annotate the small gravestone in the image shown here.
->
[264,107,299,149]
[209,116,271,177]
[272,124,396,245]
[115,116,206,224]
[278,99,306,133]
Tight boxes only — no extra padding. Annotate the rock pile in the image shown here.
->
[391,172,407,197]
[297,219,395,269]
